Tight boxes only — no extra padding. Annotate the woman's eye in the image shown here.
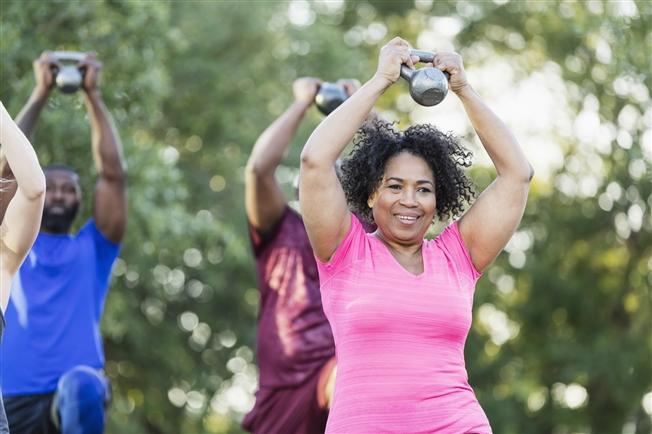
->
[418,187,432,193]
[388,184,401,190]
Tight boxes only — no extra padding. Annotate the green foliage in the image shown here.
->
[1,1,649,433]
[456,3,651,433]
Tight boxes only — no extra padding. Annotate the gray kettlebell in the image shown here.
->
[52,51,86,94]
[315,82,348,115]
[400,50,450,106]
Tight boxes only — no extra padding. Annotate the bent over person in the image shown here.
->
[1,51,127,434]
[0,102,47,434]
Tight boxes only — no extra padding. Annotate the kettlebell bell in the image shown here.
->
[52,51,86,94]
[315,82,348,115]
[400,49,450,106]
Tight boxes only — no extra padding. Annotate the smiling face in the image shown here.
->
[369,151,437,246]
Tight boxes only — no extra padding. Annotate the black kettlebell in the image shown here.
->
[400,49,450,106]
[51,51,86,94]
[315,82,348,115]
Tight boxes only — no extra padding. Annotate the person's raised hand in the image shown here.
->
[336,78,362,98]
[79,52,103,93]
[293,77,322,105]
[432,51,469,95]
[374,37,419,88]
[33,51,60,94]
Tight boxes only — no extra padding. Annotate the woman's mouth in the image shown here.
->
[396,214,419,225]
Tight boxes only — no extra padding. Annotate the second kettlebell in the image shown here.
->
[52,51,86,94]
[315,83,348,115]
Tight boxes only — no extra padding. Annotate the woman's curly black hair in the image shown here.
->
[340,119,476,223]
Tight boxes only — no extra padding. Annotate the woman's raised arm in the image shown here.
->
[299,37,416,261]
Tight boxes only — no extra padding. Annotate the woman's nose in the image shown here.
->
[399,189,418,206]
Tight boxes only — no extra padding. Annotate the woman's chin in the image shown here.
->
[382,226,425,246]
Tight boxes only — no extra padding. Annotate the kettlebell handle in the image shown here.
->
[52,51,86,63]
[410,49,436,63]
[400,50,451,80]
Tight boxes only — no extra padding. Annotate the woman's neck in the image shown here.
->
[374,230,424,275]
[373,230,423,258]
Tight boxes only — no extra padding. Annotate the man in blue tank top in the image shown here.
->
[1,51,127,434]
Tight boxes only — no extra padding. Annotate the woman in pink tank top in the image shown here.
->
[298,37,533,433]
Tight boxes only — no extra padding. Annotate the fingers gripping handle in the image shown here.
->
[402,50,451,80]
[410,49,436,63]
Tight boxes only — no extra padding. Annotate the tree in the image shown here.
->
[2,1,649,432]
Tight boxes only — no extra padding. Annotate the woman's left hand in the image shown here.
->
[431,51,469,94]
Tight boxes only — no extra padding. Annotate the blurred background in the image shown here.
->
[1,0,650,433]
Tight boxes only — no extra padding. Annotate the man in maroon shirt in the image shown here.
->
[242,78,356,433]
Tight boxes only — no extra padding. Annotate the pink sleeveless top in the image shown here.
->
[316,214,492,433]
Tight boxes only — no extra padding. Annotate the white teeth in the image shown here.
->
[398,215,417,222]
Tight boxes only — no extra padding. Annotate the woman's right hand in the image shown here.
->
[373,37,419,87]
